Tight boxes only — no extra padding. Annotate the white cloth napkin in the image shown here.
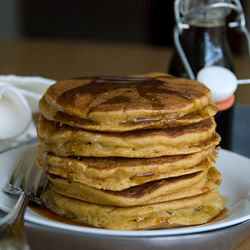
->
[0,75,56,152]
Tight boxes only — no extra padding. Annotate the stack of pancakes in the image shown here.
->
[36,73,225,230]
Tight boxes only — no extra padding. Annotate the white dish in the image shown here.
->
[0,144,250,237]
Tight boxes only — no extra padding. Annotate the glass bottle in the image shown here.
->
[168,0,235,150]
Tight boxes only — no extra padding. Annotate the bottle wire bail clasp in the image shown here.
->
[173,0,250,84]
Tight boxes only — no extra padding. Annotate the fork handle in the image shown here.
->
[0,192,31,250]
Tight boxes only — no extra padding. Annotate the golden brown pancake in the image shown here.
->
[36,145,218,190]
[37,115,220,158]
[42,188,225,230]
[47,167,222,206]
[39,73,217,132]
[37,72,224,230]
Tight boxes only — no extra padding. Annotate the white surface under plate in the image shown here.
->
[0,144,250,237]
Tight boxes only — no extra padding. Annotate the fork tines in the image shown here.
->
[5,149,47,205]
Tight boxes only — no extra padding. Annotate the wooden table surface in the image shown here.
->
[0,38,249,249]
[1,38,250,105]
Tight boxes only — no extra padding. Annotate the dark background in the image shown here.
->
[1,0,247,54]
[22,0,175,46]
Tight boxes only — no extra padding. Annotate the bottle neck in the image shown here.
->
[181,24,228,46]
[184,17,226,28]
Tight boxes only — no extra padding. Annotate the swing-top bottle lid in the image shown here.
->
[179,0,232,26]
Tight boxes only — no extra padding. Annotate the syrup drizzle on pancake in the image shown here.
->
[39,73,217,131]
[56,76,199,116]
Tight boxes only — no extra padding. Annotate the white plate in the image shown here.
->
[0,144,250,237]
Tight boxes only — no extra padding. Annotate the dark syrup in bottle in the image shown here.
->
[169,15,235,150]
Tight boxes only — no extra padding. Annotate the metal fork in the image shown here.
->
[0,149,47,250]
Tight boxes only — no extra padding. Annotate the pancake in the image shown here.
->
[42,188,225,230]
[36,145,218,190]
[37,115,221,158]
[47,167,222,206]
[37,72,225,230]
[39,73,217,132]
